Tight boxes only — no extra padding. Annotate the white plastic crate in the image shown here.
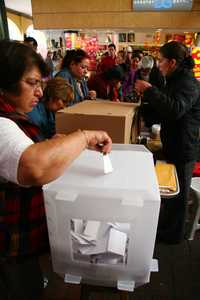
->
[43,144,160,291]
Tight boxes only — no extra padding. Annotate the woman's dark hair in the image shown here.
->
[0,40,49,95]
[108,43,116,50]
[61,49,89,69]
[132,53,141,60]
[104,65,125,81]
[132,50,143,60]
[24,36,38,48]
[160,41,195,69]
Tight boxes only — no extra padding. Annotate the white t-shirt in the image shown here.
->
[0,117,34,184]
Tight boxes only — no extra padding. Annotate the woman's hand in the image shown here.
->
[88,90,97,100]
[81,130,112,154]
[135,80,152,94]
[18,129,112,186]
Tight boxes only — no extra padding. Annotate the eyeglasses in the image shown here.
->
[80,64,89,70]
[21,78,43,89]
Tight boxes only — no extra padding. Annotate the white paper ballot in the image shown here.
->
[72,219,84,234]
[107,222,130,234]
[71,231,89,245]
[103,154,113,174]
[107,228,127,256]
[84,221,100,240]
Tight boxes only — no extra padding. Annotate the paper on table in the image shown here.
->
[103,154,113,174]
[155,162,177,192]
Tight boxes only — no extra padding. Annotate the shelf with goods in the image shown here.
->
[45,31,65,56]
[118,43,161,56]
[117,31,163,59]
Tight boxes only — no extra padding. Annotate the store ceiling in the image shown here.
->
[5,0,32,16]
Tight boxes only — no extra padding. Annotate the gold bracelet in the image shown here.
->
[78,129,89,148]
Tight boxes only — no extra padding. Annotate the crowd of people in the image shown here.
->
[89,43,165,102]
[24,37,165,105]
[0,36,200,299]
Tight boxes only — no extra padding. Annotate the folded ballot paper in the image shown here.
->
[103,154,113,174]
[71,219,129,265]
[155,161,177,192]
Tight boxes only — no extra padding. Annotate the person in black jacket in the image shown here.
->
[135,41,200,244]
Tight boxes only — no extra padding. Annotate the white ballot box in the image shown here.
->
[43,144,160,291]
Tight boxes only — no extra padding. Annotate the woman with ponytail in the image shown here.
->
[135,41,200,244]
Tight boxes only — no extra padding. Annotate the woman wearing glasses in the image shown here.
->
[0,40,112,300]
[135,41,200,244]
[56,49,96,105]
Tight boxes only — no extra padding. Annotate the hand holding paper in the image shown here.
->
[80,130,112,154]
[103,154,113,174]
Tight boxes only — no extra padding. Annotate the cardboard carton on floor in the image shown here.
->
[43,144,160,291]
[56,100,139,144]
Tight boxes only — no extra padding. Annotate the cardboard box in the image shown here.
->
[43,144,160,290]
[56,100,139,143]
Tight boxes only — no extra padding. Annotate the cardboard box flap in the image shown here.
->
[56,100,139,143]
[58,100,135,117]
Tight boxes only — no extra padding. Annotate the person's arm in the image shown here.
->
[144,79,199,120]
[88,90,97,100]
[18,130,112,186]
[135,75,200,120]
